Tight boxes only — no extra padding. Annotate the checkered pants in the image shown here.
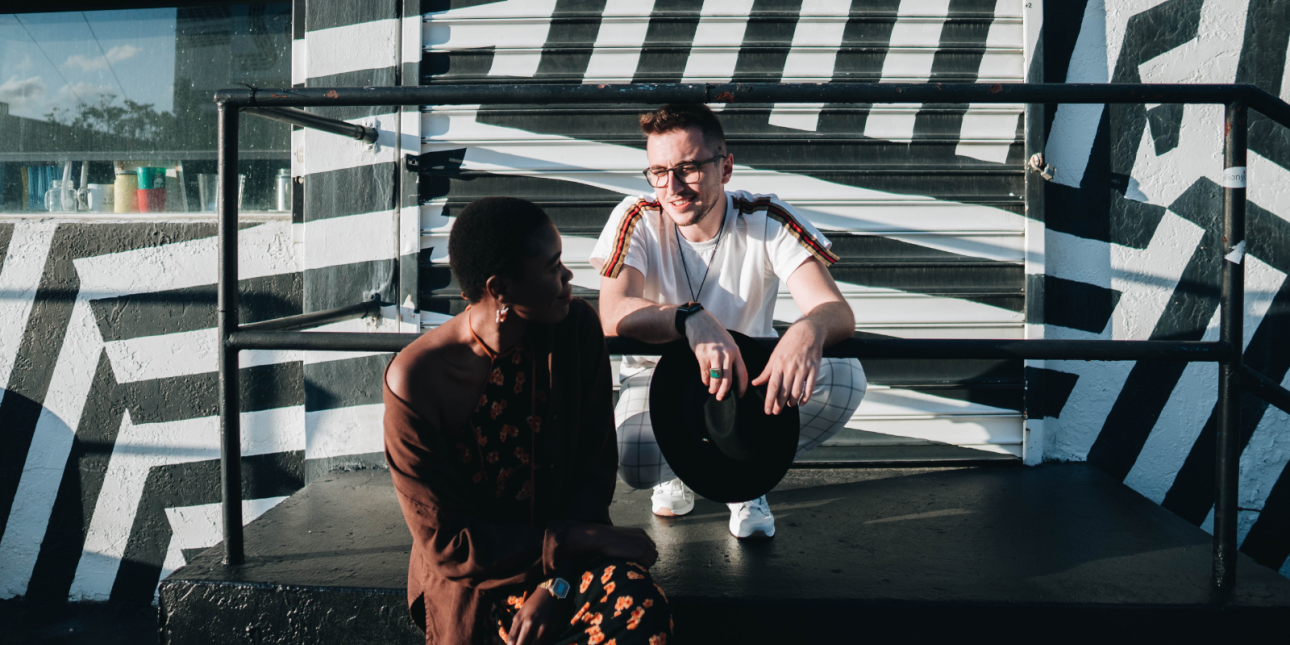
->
[616,358,866,490]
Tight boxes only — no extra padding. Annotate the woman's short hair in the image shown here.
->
[639,103,727,155]
[449,197,554,302]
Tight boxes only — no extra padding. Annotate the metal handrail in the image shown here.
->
[236,300,382,332]
[215,82,1290,595]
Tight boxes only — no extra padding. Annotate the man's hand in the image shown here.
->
[565,524,659,568]
[751,321,824,415]
[686,310,749,401]
[507,585,563,645]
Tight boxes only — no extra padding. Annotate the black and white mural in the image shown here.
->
[0,220,305,602]
[4,0,1290,609]
[1041,0,1290,578]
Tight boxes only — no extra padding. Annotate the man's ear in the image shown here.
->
[484,274,510,304]
[721,152,734,184]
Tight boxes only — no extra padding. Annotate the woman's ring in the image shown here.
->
[709,368,722,379]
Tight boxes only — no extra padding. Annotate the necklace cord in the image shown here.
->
[674,213,726,303]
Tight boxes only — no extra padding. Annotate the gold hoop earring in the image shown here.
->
[495,306,510,323]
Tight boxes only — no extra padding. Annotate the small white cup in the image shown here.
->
[85,184,114,212]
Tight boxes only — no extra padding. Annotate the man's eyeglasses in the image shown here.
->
[642,154,728,188]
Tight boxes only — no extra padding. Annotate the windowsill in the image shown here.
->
[0,211,293,222]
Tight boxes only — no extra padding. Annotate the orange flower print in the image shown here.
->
[511,350,523,364]
[506,592,527,609]
[527,415,541,433]
[626,571,644,580]
[498,626,510,643]
[586,626,605,645]
[643,599,654,608]
[628,562,647,573]
[613,595,633,617]
[648,634,667,645]
[581,612,603,626]
[627,606,646,630]
[472,472,484,484]
[599,581,616,603]
[487,451,499,464]
[516,480,532,501]
[488,367,504,386]
[476,394,488,411]
[653,583,668,602]
[580,572,593,594]
[606,641,616,645]
[491,400,507,419]
[475,427,488,447]
[513,446,529,463]
[456,443,472,463]
[500,425,519,442]
[570,602,591,625]
[513,371,526,393]
[600,565,616,584]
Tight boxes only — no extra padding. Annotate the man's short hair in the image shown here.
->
[639,103,727,155]
[449,197,553,302]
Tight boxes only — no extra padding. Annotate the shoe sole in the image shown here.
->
[733,528,775,540]
[652,502,695,517]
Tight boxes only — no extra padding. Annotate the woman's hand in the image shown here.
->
[565,524,658,568]
[507,586,563,645]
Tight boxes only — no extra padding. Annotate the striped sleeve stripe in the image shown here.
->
[748,198,840,265]
[600,201,648,278]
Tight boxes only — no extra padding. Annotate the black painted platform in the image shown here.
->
[160,464,1290,643]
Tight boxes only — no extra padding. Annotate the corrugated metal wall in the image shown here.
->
[413,0,1028,461]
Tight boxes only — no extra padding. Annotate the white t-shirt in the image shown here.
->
[590,190,838,371]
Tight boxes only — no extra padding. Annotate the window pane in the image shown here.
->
[0,5,291,214]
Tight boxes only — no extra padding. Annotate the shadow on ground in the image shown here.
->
[1,599,156,645]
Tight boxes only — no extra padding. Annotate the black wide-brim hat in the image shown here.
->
[649,330,800,503]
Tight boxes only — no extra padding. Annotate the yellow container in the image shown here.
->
[114,173,138,213]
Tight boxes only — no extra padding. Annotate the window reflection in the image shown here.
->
[0,5,291,214]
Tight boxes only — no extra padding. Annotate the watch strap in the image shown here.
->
[675,301,703,337]
[539,577,570,599]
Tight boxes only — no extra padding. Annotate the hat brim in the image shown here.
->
[649,331,800,503]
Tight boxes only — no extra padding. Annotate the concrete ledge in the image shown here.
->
[160,465,1290,643]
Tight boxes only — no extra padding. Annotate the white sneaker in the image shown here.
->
[727,496,775,539]
[651,478,696,517]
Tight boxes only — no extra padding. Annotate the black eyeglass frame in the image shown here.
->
[642,153,729,187]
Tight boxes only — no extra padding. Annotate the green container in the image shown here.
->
[136,166,166,190]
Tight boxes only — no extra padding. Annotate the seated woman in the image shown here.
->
[384,197,672,645]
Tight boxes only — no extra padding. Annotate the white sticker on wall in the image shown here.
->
[1225,240,1246,265]
[1222,166,1247,188]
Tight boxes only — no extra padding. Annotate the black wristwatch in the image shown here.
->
[675,301,704,337]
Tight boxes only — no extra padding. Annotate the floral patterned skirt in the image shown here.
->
[491,558,672,645]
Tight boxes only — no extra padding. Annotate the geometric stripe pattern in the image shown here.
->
[0,222,304,603]
[1042,0,1290,579]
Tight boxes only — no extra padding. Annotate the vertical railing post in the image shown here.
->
[217,101,245,565]
[1214,100,1247,591]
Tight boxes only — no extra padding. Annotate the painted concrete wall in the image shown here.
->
[0,218,305,603]
[1039,0,1290,578]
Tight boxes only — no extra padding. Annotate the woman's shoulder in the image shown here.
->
[385,318,469,416]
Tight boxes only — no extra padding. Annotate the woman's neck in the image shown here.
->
[466,303,526,358]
